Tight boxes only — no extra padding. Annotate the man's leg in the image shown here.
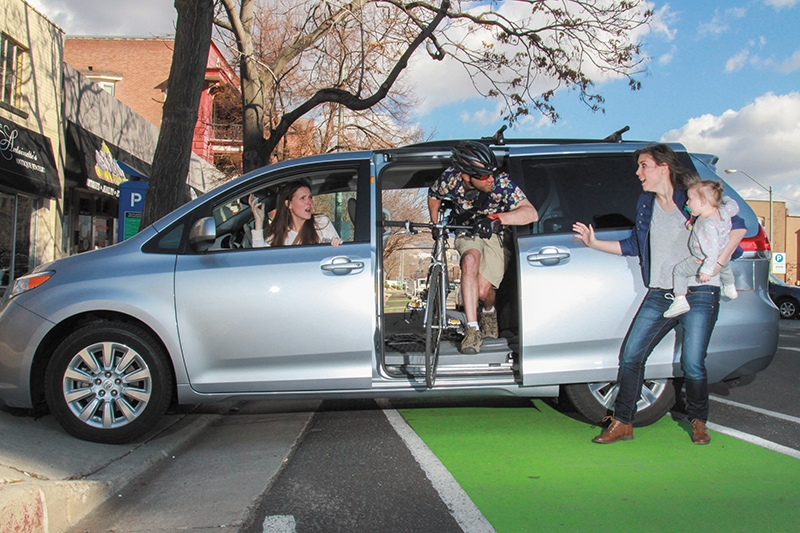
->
[460,249,482,324]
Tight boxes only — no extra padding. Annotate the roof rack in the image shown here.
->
[403,125,633,149]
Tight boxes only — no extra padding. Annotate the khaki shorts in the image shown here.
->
[454,232,509,289]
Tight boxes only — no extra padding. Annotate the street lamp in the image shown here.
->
[724,168,773,245]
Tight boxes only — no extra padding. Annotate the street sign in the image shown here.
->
[772,252,786,274]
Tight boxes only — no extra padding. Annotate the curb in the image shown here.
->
[1,411,222,533]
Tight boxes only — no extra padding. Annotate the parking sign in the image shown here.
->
[772,252,786,274]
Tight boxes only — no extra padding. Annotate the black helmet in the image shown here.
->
[450,141,498,178]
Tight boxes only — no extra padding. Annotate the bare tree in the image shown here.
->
[215,0,651,173]
[141,0,215,228]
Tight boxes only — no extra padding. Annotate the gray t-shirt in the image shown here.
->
[649,200,692,289]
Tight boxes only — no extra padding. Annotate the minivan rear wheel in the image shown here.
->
[563,378,675,427]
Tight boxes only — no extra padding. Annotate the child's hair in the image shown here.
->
[688,180,724,208]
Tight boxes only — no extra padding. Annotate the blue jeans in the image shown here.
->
[614,286,720,424]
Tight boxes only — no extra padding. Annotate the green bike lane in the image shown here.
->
[397,399,800,532]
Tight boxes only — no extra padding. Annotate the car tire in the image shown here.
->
[776,297,798,319]
[45,322,173,444]
[563,378,676,427]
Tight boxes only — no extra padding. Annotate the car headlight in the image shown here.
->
[8,271,55,299]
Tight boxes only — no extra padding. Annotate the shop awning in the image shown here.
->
[0,116,61,198]
[65,122,152,197]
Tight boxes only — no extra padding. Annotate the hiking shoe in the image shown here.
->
[721,284,738,300]
[664,295,690,318]
[479,311,499,339]
[460,327,482,354]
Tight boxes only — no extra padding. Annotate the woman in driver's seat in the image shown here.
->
[248,179,343,247]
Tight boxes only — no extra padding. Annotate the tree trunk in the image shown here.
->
[140,0,214,228]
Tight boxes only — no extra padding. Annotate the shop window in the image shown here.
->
[0,191,38,289]
[0,34,25,109]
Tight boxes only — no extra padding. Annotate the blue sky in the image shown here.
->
[32,0,800,211]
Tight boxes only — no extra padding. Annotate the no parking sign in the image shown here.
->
[772,252,786,274]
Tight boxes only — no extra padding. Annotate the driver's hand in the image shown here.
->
[248,194,266,229]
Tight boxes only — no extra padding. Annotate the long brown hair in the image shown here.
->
[634,143,697,190]
[263,179,320,246]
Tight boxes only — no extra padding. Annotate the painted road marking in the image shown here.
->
[710,395,800,425]
[778,345,800,352]
[706,422,800,460]
[377,398,497,533]
[262,514,296,533]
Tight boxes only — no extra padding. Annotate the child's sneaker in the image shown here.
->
[664,295,690,318]
[721,284,738,300]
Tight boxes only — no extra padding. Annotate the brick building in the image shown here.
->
[64,37,242,175]
[747,199,800,284]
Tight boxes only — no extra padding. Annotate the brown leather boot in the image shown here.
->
[691,419,711,445]
[592,416,633,444]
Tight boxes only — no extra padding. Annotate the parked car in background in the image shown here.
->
[769,274,800,319]
[0,135,779,443]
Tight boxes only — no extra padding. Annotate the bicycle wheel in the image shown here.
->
[424,264,444,388]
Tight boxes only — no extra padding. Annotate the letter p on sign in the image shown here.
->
[131,192,142,207]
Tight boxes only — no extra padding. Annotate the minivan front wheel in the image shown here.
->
[45,322,173,444]
[563,378,675,427]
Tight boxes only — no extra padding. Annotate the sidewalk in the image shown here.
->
[0,404,230,533]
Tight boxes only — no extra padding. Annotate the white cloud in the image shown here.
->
[406,1,654,116]
[648,4,678,41]
[697,7,745,37]
[27,0,176,36]
[762,0,799,9]
[661,92,800,212]
[659,46,677,65]
[725,49,750,72]
[756,50,800,73]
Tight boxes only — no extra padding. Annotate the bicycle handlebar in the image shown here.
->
[382,219,473,233]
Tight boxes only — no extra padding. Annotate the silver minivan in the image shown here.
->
[0,140,779,443]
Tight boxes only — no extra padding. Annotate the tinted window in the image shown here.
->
[519,155,642,235]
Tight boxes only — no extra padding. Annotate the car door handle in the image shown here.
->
[321,257,364,274]
[526,247,570,266]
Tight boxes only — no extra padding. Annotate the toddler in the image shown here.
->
[664,180,738,318]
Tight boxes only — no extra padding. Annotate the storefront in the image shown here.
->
[63,122,151,253]
[0,115,60,289]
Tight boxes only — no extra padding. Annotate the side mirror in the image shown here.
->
[188,217,217,252]
[382,207,392,248]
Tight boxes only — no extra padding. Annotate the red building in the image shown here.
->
[64,37,242,176]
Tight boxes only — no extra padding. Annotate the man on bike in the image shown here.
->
[428,141,539,354]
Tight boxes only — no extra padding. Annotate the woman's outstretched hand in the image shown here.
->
[572,222,597,248]
[248,194,266,230]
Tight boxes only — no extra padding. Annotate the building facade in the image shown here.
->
[1,0,64,291]
[64,37,242,177]
[747,199,800,284]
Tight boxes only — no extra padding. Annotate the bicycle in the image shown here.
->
[383,202,472,388]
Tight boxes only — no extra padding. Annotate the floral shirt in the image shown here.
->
[428,167,527,222]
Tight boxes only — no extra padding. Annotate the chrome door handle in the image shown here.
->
[321,257,364,274]
[526,247,571,266]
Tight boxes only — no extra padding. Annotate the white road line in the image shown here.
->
[377,398,496,533]
[778,345,800,352]
[262,514,297,533]
[710,395,800,425]
[706,422,800,460]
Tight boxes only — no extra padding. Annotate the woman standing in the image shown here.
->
[572,144,746,445]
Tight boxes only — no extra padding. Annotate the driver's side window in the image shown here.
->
[208,167,360,252]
